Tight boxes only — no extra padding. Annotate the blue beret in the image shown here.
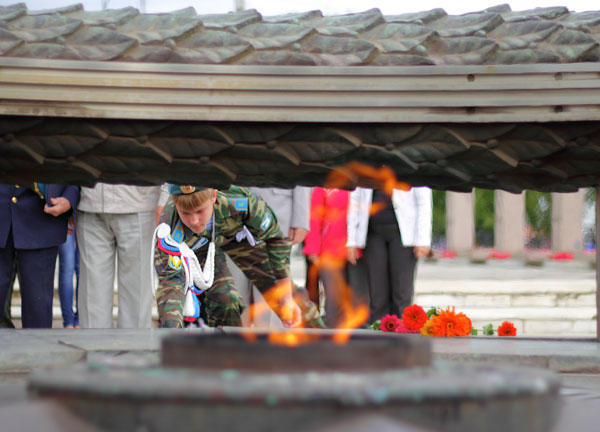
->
[168,184,208,195]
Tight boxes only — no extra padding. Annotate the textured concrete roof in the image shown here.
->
[0,4,600,192]
[0,3,599,65]
[1,116,599,192]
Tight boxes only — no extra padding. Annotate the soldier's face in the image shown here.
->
[175,190,217,234]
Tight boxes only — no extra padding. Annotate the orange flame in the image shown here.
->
[325,161,411,194]
[307,253,370,344]
[241,161,408,346]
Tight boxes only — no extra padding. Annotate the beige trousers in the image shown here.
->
[76,211,154,328]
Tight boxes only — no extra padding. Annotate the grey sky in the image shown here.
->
[1,0,598,15]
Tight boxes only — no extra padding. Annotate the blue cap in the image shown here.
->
[168,184,207,195]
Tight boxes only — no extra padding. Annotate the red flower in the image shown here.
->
[379,314,402,332]
[430,307,472,337]
[402,305,428,331]
[394,320,419,333]
[498,321,517,336]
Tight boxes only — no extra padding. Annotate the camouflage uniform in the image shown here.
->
[154,186,291,328]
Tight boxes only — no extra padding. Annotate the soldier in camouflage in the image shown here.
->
[154,185,302,328]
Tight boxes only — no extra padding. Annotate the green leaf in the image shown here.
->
[483,323,494,335]
[426,307,438,319]
[470,328,478,335]
[369,320,381,330]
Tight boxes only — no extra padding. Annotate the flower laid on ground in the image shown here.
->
[394,319,413,333]
[429,307,472,337]
[379,314,402,332]
[497,321,517,336]
[402,304,428,331]
[420,319,435,337]
[369,304,517,338]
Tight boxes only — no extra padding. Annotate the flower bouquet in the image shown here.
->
[369,304,517,337]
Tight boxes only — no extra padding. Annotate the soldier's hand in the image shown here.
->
[281,300,302,328]
[44,197,72,217]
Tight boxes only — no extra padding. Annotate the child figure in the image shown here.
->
[154,185,301,328]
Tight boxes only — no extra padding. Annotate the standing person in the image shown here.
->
[0,183,79,328]
[154,185,301,328]
[77,183,168,329]
[58,219,80,329]
[347,186,432,323]
[0,260,17,328]
[303,187,353,328]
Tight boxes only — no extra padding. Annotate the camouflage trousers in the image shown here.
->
[157,247,245,328]
[157,238,291,328]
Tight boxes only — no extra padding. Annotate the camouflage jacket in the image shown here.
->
[156,186,291,288]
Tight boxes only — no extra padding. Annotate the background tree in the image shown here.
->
[474,189,494,247]
[525,191,552,249]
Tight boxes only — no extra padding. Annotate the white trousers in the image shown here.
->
[76,211,154,328]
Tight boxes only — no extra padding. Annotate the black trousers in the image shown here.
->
[365,223,417,322]
[0,230,58,328]
[306,257,370,328]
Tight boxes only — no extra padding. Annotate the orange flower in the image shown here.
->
[420,319,435,337]
[402,304,428,331]
[430,307,472,337]
[379,314,402,332]
[498,321,517,336]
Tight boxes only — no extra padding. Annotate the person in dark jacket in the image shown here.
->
[0,183,79,328]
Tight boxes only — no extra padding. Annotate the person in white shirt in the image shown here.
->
[346,187,432,323]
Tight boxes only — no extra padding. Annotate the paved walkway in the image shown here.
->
[1,256,599,430]
[1,328,600,431]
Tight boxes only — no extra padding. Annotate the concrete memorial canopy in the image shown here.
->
[0,3,600,192]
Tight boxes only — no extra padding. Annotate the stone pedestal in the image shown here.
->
[494,191,525,256]
[28,331,561,432]
[552,190,585,253]
[446,191,474,254]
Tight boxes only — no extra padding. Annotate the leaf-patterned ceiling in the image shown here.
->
[0,3,600,191]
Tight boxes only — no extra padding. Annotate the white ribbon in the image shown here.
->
[235,225,256,246]
[151,223,216,297]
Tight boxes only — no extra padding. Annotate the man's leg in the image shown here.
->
[77,211,116,328]
[18,245,58,328]
[346,257,370,313]
[365,224,393,322]
[112,212,154,329]
[389,239,417,318]
[320,267,346,328]
[57,233,76,327]
[0,232,16,327]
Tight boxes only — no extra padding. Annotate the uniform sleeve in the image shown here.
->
[61,185,80,212]
[414,187,433,247]
[243,192,291,281]
[154,244,186,328]
[346,187,371,248]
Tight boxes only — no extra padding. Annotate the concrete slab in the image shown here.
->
[432,337,600,373]
[0,329,599,431]
[0,330,85,372]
